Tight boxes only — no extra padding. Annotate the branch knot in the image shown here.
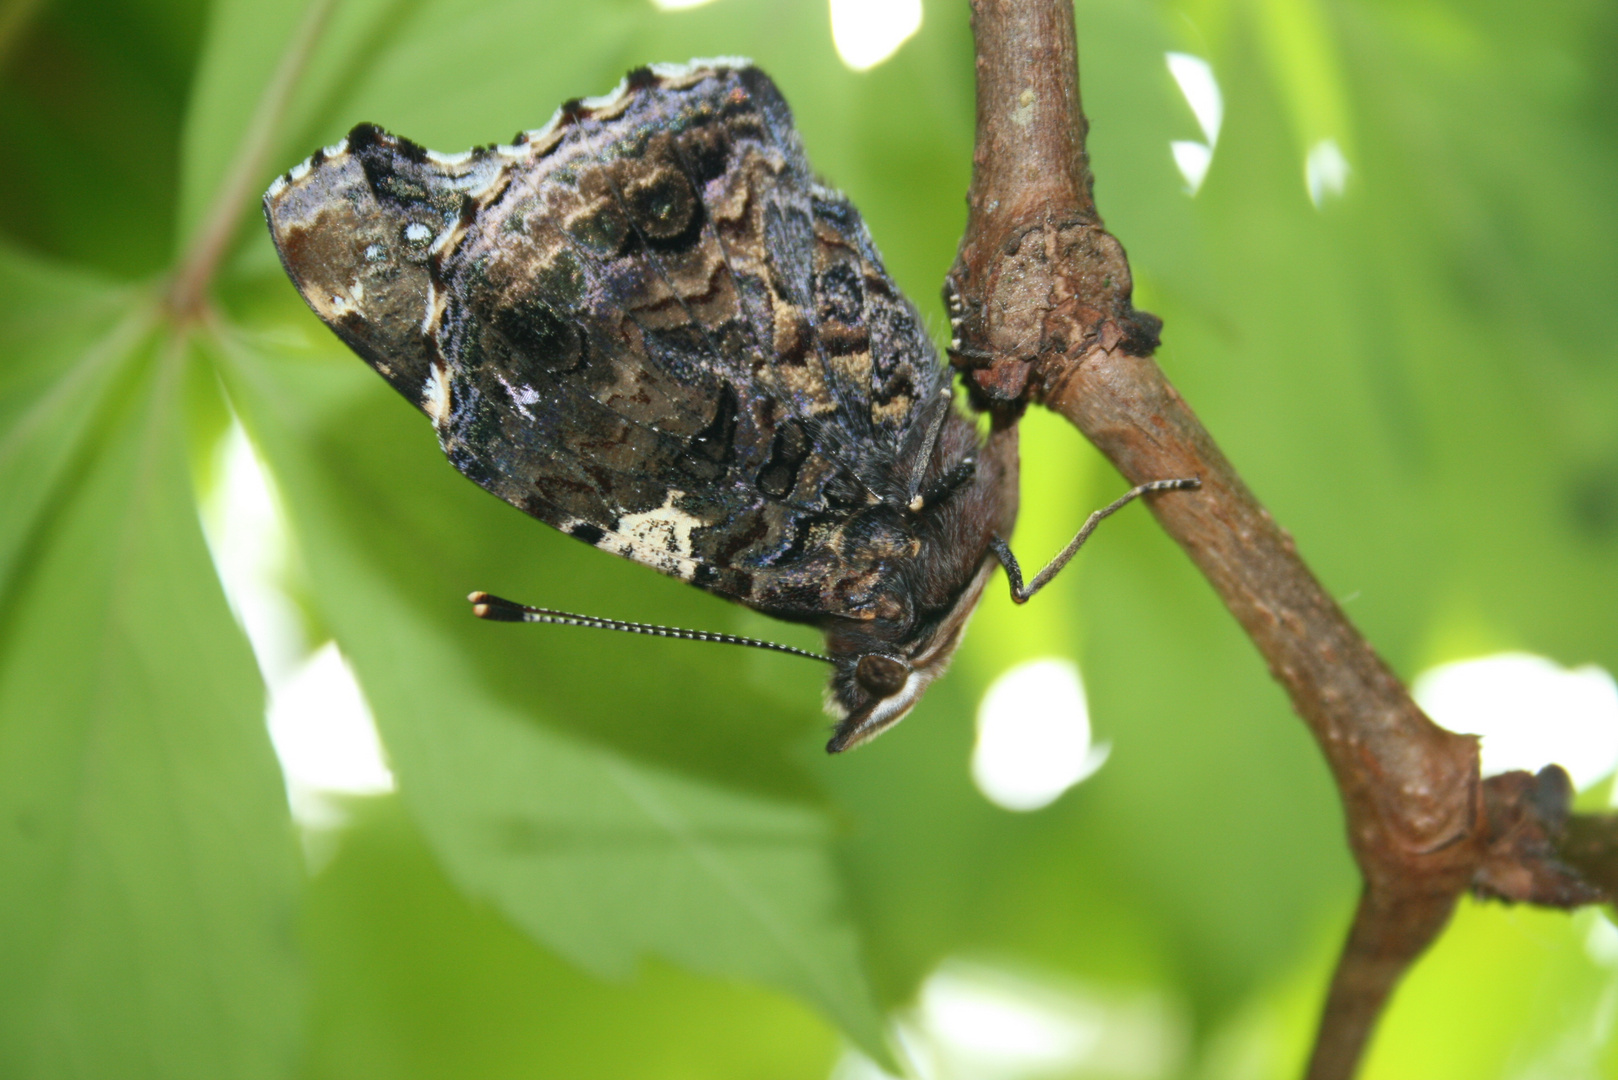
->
[1475,766,1603,907]
[946,216,1160,414]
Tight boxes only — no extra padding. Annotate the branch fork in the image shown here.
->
[951,2,1616,1076]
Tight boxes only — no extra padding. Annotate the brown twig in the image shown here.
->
[949,2,1611,1077]
[1557,812,1618,902]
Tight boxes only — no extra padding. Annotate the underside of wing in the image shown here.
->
[265,61,968,625]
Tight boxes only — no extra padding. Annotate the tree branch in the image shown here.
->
[948,2,1612,1077]
[1559,813,1618,901]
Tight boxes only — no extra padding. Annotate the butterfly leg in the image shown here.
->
[992,477,1201,603]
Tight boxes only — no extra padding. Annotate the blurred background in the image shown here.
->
[2,0,1617,1076]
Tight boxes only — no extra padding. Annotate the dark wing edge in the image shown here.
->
[264,59,969,624]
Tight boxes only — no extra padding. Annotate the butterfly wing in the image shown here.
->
[265,62,971,625]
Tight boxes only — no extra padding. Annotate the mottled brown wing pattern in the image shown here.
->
[266,62,965,623]
[267,60,1033,751]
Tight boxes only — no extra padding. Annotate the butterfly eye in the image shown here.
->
[855,654,910,698]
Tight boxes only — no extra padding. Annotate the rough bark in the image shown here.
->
[950,2,1613,1077]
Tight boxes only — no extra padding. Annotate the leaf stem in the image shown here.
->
[166,0,335,323]
[0,290,160,471]
[0,0,47,73]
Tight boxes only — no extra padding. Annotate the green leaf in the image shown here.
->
[0,0,205,277]
[1363,904,1616,1079]
[6,0,1618,1071]
[177,0,335,252]
[214,333,889,1059]
[0,332,303,1079]
[0,246,153,596]
[303,797,841,1080]
[181,0,642,271]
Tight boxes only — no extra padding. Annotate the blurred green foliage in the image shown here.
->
[1,0,1616,1076]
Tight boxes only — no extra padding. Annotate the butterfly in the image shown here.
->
[264,59,1194,752]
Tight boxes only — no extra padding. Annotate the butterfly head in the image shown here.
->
[823,558,996,752]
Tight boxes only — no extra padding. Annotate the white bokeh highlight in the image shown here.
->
[1166,53,1222,145]
[1585,912,1618,969]
[1412,652,1618,792]
[1305,138,1351,207]
[1169,141,1214,195]
[921,967,1102,1074]
[650,0,719,10]
[202,421,395,840]
[830,961,1185,1080]
[203,422,306,684]
[830,0,922,71]
[268,642,395,821]
[973,658,1110,812]
[1166,53,1222,195]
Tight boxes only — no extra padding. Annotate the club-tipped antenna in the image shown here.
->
[467,591,834,664]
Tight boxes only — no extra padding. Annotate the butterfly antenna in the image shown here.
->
[467,592,834,664]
